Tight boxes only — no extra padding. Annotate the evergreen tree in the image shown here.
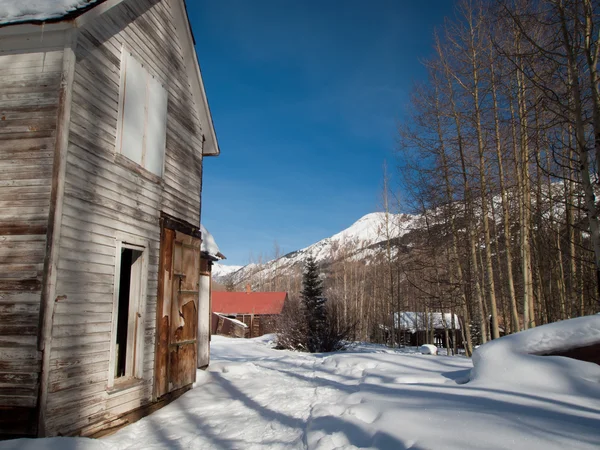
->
[301,256,327,352]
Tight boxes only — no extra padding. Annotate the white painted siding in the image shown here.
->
[0,44,64,436]
[46,0,205,436]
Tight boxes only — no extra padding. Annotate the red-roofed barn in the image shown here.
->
[211,289,288,338]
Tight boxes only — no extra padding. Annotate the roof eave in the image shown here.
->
[201,251,226,262]
[176,0,220,158]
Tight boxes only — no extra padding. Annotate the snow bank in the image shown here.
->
[0,0,98,25]
[419,344,437,355]
[2,332,599,450]
[471,315,600,392]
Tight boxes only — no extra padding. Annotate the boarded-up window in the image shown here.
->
[117,50,167,177]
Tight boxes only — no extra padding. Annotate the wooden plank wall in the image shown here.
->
[0,46,63,436]
[45,0,204,436]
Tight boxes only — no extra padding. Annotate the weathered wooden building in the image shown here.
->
[211,290,288,338]
[0,0,220,437]
[393,312,462,349]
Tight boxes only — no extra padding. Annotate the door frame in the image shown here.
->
[153,213,202,400]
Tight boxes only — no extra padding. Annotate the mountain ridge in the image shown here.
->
[212,211,421,285]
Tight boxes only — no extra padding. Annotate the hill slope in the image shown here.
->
[213,212,421,285]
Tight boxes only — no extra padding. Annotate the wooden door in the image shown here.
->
[155,226,201,398]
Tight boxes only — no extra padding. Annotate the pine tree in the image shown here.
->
[301,256,327,352]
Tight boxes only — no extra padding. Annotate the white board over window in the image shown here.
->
[118,50,168,177]
[145,75,168,176]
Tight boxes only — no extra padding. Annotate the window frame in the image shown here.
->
[115,46,168,180]
[107,238,149,390]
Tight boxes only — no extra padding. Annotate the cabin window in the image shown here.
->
[110,242,147,388]
[117,50,168,177]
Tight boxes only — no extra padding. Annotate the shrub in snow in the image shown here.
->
[275,295,308,351]
[419,344,438,355]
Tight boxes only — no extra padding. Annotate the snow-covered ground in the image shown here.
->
[3,320,600,449]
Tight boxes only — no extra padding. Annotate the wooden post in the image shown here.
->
[37,28,77,437]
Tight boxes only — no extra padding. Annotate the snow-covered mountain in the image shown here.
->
[212,263,243,279]
[213,212,422,285]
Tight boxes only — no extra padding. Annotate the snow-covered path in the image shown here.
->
[105,335,600,450]
[108,337,344,449]
[2,333,600,449]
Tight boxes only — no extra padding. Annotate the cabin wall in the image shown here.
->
[0,34,65,437]
[236,314,278,338]
[44,0,205,436]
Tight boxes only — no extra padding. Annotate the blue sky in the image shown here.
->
[188,1,456,266]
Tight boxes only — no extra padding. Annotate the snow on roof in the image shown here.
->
[394,312,461,332]
[201,224,224,260]
[0,0,101,25]
[212,292,288,315]
[214,313,248,328]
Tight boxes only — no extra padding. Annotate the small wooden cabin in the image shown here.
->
[0,0,220,437]
[393,312,462,349]
[211,290,288,338]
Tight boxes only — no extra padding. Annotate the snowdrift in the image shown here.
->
[470,315,600,393]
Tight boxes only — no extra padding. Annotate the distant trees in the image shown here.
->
[397,0,600,345]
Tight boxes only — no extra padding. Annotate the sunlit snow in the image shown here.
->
[3,317,599,450]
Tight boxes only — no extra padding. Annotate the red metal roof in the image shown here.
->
[212,292,288,315]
